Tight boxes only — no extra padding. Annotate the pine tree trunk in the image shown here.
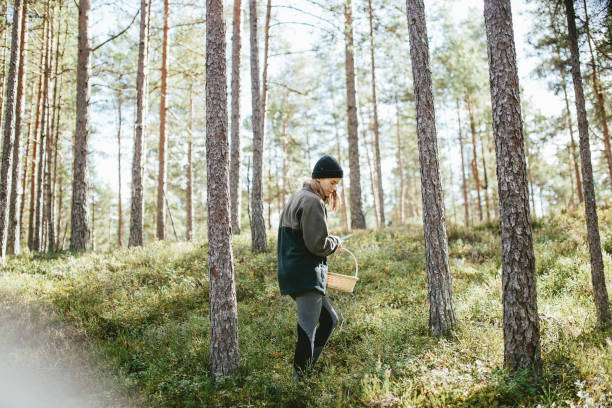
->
[186,85,194,241]
[229,0,242,235]
[582,0,612,191]
[206,0,240,379]
[480,131,491,221]
[18,72,34,246]
[406,0,456,336]
[249,0,267,252]
[564,0,610,326]
[44,3,56,252]
[0,0,22,261]
[261,0,271,124]
[157,0,169,241]
[367,0,384,227]
[70,0,91,251]
[568,145,575,207]
[117,94,124,247]
[129,0,149,248]
[55,165,63,250]
[466,93,483,222]
[335,128,350,230]
[51,10,66,252]
[525,134,537,217]
[484,0,541,370]
[456,98,470,226]
[395,97,404,224]
[562,81,583,203]
[344,0,365,229]
[364,132,379,226]
[0,2,8,135]
[28,20,46,250]
[6,1,27,255]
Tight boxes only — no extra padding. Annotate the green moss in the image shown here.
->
[1,208,611,407]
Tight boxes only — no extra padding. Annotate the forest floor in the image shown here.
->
[1,207,611,407]
[0,301,141,407]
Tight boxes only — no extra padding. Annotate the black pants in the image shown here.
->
[292,291,338,377]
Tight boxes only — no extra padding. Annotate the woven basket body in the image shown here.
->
[326,248,359,293]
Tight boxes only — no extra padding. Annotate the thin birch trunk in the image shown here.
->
[406,0,456,336]
[484,0,541,370]
[564,0,610,326]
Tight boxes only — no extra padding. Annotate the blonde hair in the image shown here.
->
[310,179,341,212]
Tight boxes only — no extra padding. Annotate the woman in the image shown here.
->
[277,155,344,381]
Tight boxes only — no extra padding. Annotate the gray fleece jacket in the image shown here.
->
[277,182,341,296]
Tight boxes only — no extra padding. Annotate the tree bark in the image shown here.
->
[0,0,22,261]
[249,0,267,252]
[116,93,124,247]
[157,0,169,240]
[6,1,27,255]
[18,66,35,247]
[129,0,150,248]
[367,0,384,227]
[56,163,63,250]
[564,0,610,326]
[44,3,57,252]
[562,80,583,202]
[456,98,470,226]
[28,19,45,251]
[344,0,365,229]
[229,0,242,235]
[206,0,241,379]
[52,10,67,252]
[70,0,91,251]
[484,0,541,370]
[395,96,404,224]
[582,0,611,191]
[406,0,456,336]
[466,93,483,222]
[186,84,194,241]
[480,131,491,221]
[261,0,271,124]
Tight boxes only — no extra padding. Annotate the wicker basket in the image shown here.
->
[326,248,359,293]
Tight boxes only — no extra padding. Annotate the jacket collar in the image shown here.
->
[302,181,314,193]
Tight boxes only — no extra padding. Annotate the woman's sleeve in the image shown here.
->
[300,197,340,257]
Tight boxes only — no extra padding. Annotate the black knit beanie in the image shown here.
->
[312,155,343,179]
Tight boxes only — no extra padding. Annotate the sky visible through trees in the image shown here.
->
[88,0,566,229]
[9,0,601,252]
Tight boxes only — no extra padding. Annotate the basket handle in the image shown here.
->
[340,247,359,279]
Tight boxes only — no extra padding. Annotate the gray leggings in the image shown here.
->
[292,291,339,375]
